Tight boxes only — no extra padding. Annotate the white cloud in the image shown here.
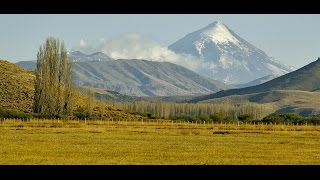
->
[79,39,87,48]
[73,33,203,72]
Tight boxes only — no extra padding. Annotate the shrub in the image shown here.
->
[173,114,193,121]
[74,107,90,120]
[193,116,210,122]
[305,116,320,125]
[209,113,235,122]
[0,107,32,119]
[238,114,255,122]
[262,113,304,124]
[209,113,226,122]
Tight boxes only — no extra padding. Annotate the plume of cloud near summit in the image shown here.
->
[73,33,203,73]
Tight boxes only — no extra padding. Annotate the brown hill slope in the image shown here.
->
[0,60,35,112]
[0,59,144,120]
[200,90,320,116]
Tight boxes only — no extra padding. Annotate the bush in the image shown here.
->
[0,107,32,119]
[173,115,193,121]
[238,114,254,122]
[209,113,235,122]
[129,111,148,117]
[305,116,320,124]
[209,113,226,122]
[146,113,153,119]
[262,113,304,124]
[193,116,210,122]
[32,113,58,119]
[74,107,90,120]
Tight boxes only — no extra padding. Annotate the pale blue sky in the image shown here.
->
[1,14,320,68]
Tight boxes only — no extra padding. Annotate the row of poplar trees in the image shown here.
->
[33,37,73,117]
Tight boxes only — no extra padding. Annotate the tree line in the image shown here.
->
[115,101,320,124]
[115,101,275,121]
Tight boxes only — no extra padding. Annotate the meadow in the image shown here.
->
[0,119,319,164]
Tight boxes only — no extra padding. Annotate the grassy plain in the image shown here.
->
[0,119,319,164]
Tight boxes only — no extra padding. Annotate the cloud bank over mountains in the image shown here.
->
[73,33,204,73]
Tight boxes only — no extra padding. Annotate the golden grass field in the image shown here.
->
[0,119,319,164]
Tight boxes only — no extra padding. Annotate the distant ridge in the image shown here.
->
[190,58,320,104]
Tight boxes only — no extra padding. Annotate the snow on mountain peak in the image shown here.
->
[200,21,240,45]
[169,20,295,84]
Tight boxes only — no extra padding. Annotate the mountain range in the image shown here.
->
[192,58,320,101]
[16,20,297,97]
[188,58,320,116]
[169,21,295,84]
[68,51,114,62]
[17,51,231,96]
[7,20,320,117]
[11,56,320,116]
[73,58,230,96]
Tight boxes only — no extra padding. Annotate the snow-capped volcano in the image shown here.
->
[169,21,295,84]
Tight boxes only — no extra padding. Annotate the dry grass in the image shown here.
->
[0,60,35,112]
[0,119,320,164]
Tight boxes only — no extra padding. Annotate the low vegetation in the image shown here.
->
[0,119,319,164]
[262,113,320,125]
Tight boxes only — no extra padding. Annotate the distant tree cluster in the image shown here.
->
[262,113,320,125]
[116,101,273,122]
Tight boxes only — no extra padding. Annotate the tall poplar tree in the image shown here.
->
[33,37,73,117]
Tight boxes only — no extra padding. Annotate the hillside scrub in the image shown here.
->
[262,113,320,125]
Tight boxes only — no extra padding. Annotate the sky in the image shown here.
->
[1,14,320,68]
